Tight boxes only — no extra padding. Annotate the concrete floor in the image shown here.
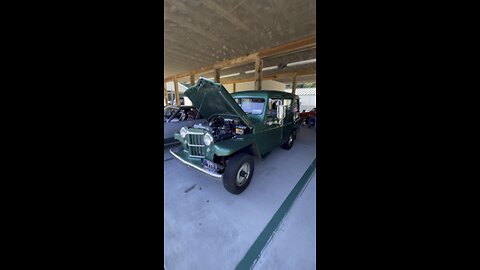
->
[254,172,316,270]
[164,126,316,270]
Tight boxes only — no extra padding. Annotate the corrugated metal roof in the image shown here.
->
[285,88,316,96]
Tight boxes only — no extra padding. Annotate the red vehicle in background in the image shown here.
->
[299,108,316,127]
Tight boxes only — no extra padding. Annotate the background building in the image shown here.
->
[285,87,316,111]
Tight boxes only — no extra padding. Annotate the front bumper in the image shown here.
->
[169,148,223,179]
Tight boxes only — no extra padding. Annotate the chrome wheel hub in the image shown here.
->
[236,163,250,186]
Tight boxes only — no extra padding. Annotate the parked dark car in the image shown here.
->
[164,105,204,145]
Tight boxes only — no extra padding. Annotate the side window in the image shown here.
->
[164,108,176,119]
[266,98,283,118]
[172,109,186,122]
[293,99,299,113]
[283,99,292,112]
[186,108,196,120]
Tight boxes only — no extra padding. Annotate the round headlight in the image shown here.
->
[180,127,188,138]
[204,133,213,146]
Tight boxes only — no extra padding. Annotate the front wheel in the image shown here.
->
[223,153,254,194]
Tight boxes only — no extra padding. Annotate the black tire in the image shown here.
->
[223,153,254,194]
[281,131,296,150]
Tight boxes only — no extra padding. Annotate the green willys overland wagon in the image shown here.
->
[170,78,301,194]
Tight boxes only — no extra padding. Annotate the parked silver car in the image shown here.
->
[164,105,204,146]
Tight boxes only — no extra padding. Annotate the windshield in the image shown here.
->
[164,107,177,121]
[235,98,265,115]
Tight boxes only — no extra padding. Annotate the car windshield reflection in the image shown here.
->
[235,98,265,115]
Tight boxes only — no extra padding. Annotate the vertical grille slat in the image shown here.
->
[186,131,206,158]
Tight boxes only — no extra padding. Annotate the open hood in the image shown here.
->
[185,78,253,128]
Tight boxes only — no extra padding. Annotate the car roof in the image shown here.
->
[165,105,195,109]
[231,90,298,99]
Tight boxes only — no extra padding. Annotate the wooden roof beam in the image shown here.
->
[213,53,258,70]
[164,35,316,82]
[221,67,316,85]
[258,34,316,58]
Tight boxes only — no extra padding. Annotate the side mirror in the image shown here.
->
[277,105,286,120]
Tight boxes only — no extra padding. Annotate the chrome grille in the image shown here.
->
[187,132,205,158]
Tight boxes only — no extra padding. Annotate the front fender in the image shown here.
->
[212,133,255,156]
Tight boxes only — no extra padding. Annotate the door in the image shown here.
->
[281,98,294,143]
[256,98,283,155]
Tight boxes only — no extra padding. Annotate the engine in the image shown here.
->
[193,116,250,142]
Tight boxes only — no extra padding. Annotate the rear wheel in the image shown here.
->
[281,131,296,150]
[223,153,254,194]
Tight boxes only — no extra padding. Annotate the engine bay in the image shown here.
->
[193,115,251,142]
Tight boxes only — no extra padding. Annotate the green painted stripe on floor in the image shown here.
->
[235,158,316,270]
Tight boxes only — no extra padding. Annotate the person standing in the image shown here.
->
[308,108,316,127]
